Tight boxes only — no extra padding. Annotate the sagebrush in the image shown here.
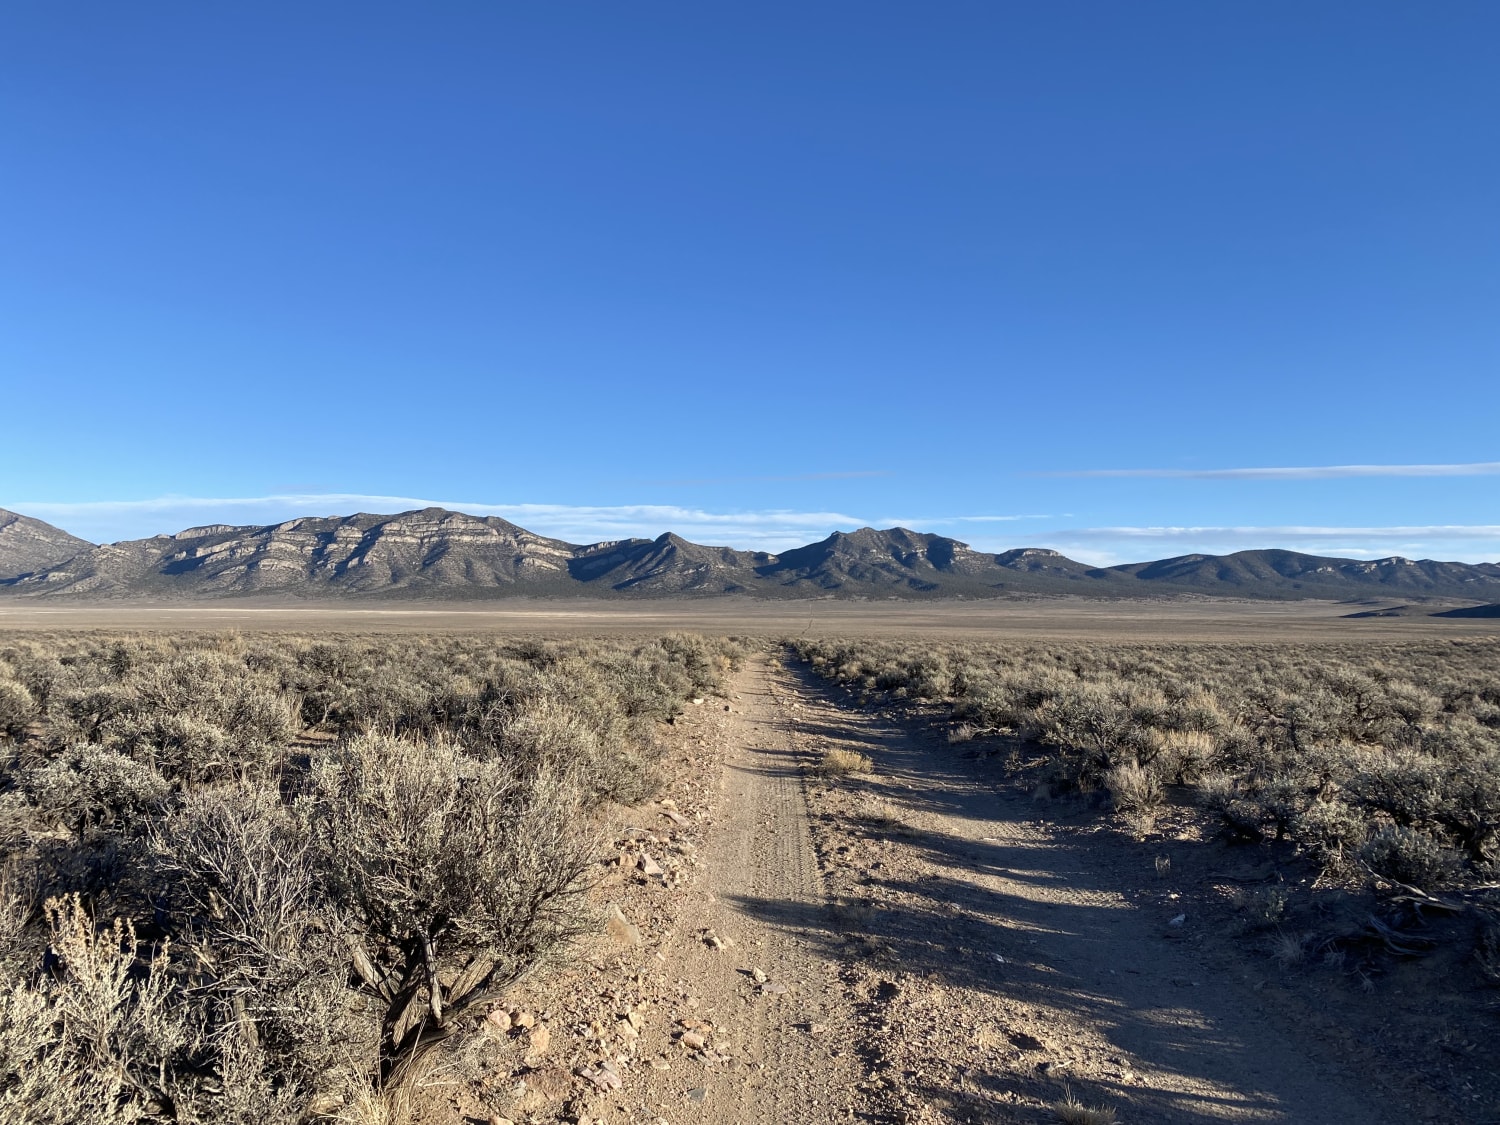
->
[791,636,1500,892]
[0,629,742,1122]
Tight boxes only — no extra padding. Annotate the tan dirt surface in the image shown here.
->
[777,663,1407,1124]
[4,596,1500,640]
[423,654,1470,1124]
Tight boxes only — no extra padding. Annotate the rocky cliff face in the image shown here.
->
[5,507,1500,603]
[0,508,92,581]
[7,509,579,596]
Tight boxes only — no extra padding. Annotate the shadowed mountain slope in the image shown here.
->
[0,508,93,581]
[753,529,1120,595]
[569,533,773,594]
[3,508,1500,602]
[1108,548,1500,598]
[1432,603,1500,618]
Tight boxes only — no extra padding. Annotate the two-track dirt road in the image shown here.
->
[626,655,1401,1124]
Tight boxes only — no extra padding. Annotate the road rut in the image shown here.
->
[635,655,1402,1124]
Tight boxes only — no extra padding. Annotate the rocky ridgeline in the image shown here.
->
[4,505,1500,601]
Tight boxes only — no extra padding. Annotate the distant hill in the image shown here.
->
[0,508,92,581]
[569,533,772,595]
[1109,548,1500,598]
[3,506,1500,603]
[1431,603,1500,619]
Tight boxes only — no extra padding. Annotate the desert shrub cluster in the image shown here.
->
[791,637,1500,893]
[0,630,741,1123]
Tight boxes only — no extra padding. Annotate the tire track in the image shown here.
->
[631,656,861,1124]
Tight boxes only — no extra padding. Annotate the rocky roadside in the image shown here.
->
[413,688,743,1125]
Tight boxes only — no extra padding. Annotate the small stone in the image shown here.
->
[527,1025,551,1054]
[809,1022,827,1035]
[681,1031,707,1051]
[688,1086,708,1103]
[751,968,767,984]
[521,1065,572,1101]
[606,905,643,946]
[761,982,788,995]
[1168,913,1186,927]
[639,852,664,877]
[513,1010,535,1029]
[583,1060,622,1092]
[489,1117,514,1125]
[485,1009,511,1034]
[663,809,690,826]
[649,1057,671,1071]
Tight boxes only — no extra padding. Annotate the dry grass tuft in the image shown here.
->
[817,747,873,776]
[1051,1088,1118,1125]
[1273,930,1309,968]
[850,796,912,834]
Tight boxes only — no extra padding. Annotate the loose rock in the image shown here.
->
[484,1009,511,1034]
[606,905,643,946]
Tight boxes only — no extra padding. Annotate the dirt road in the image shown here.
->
[479,654,1416,1124]
[629,655,1402,1124]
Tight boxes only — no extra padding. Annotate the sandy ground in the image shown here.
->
[423,653,1482,1125]
[1,596,1497,640]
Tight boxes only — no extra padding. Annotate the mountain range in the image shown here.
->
[3,506,1500,603]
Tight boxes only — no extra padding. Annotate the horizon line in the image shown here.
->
[6,496,1500,566]
[1044,460,1500,480]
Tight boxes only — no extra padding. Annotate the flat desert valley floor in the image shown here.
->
[2,595,1496,640]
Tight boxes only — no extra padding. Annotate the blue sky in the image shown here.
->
[3,3,1497,565]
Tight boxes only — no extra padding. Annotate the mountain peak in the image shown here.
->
[0,508,93,582]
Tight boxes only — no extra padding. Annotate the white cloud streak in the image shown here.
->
[10,496,1500,565]
[1049,461,1500,480]
[1045,525,1500,542]
[1022,525,1500,567]
[7,495,1062,552]
[7,494,868,553]
[877,514,1057,525]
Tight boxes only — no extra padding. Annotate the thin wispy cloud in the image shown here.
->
[1045,524,1500,541]
[13,496,1500,565]
[878,514,1057,525]
[1022,524,1500,567]
[9,495,1062,552]
[629,470,890,486]
[1046,461,1500,480]
[8,494,868,553]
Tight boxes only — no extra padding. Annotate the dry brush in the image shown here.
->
[0,629,743,1123]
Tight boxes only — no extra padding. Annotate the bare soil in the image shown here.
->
[4,596,1499,640]
[414,652,1497,1125]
